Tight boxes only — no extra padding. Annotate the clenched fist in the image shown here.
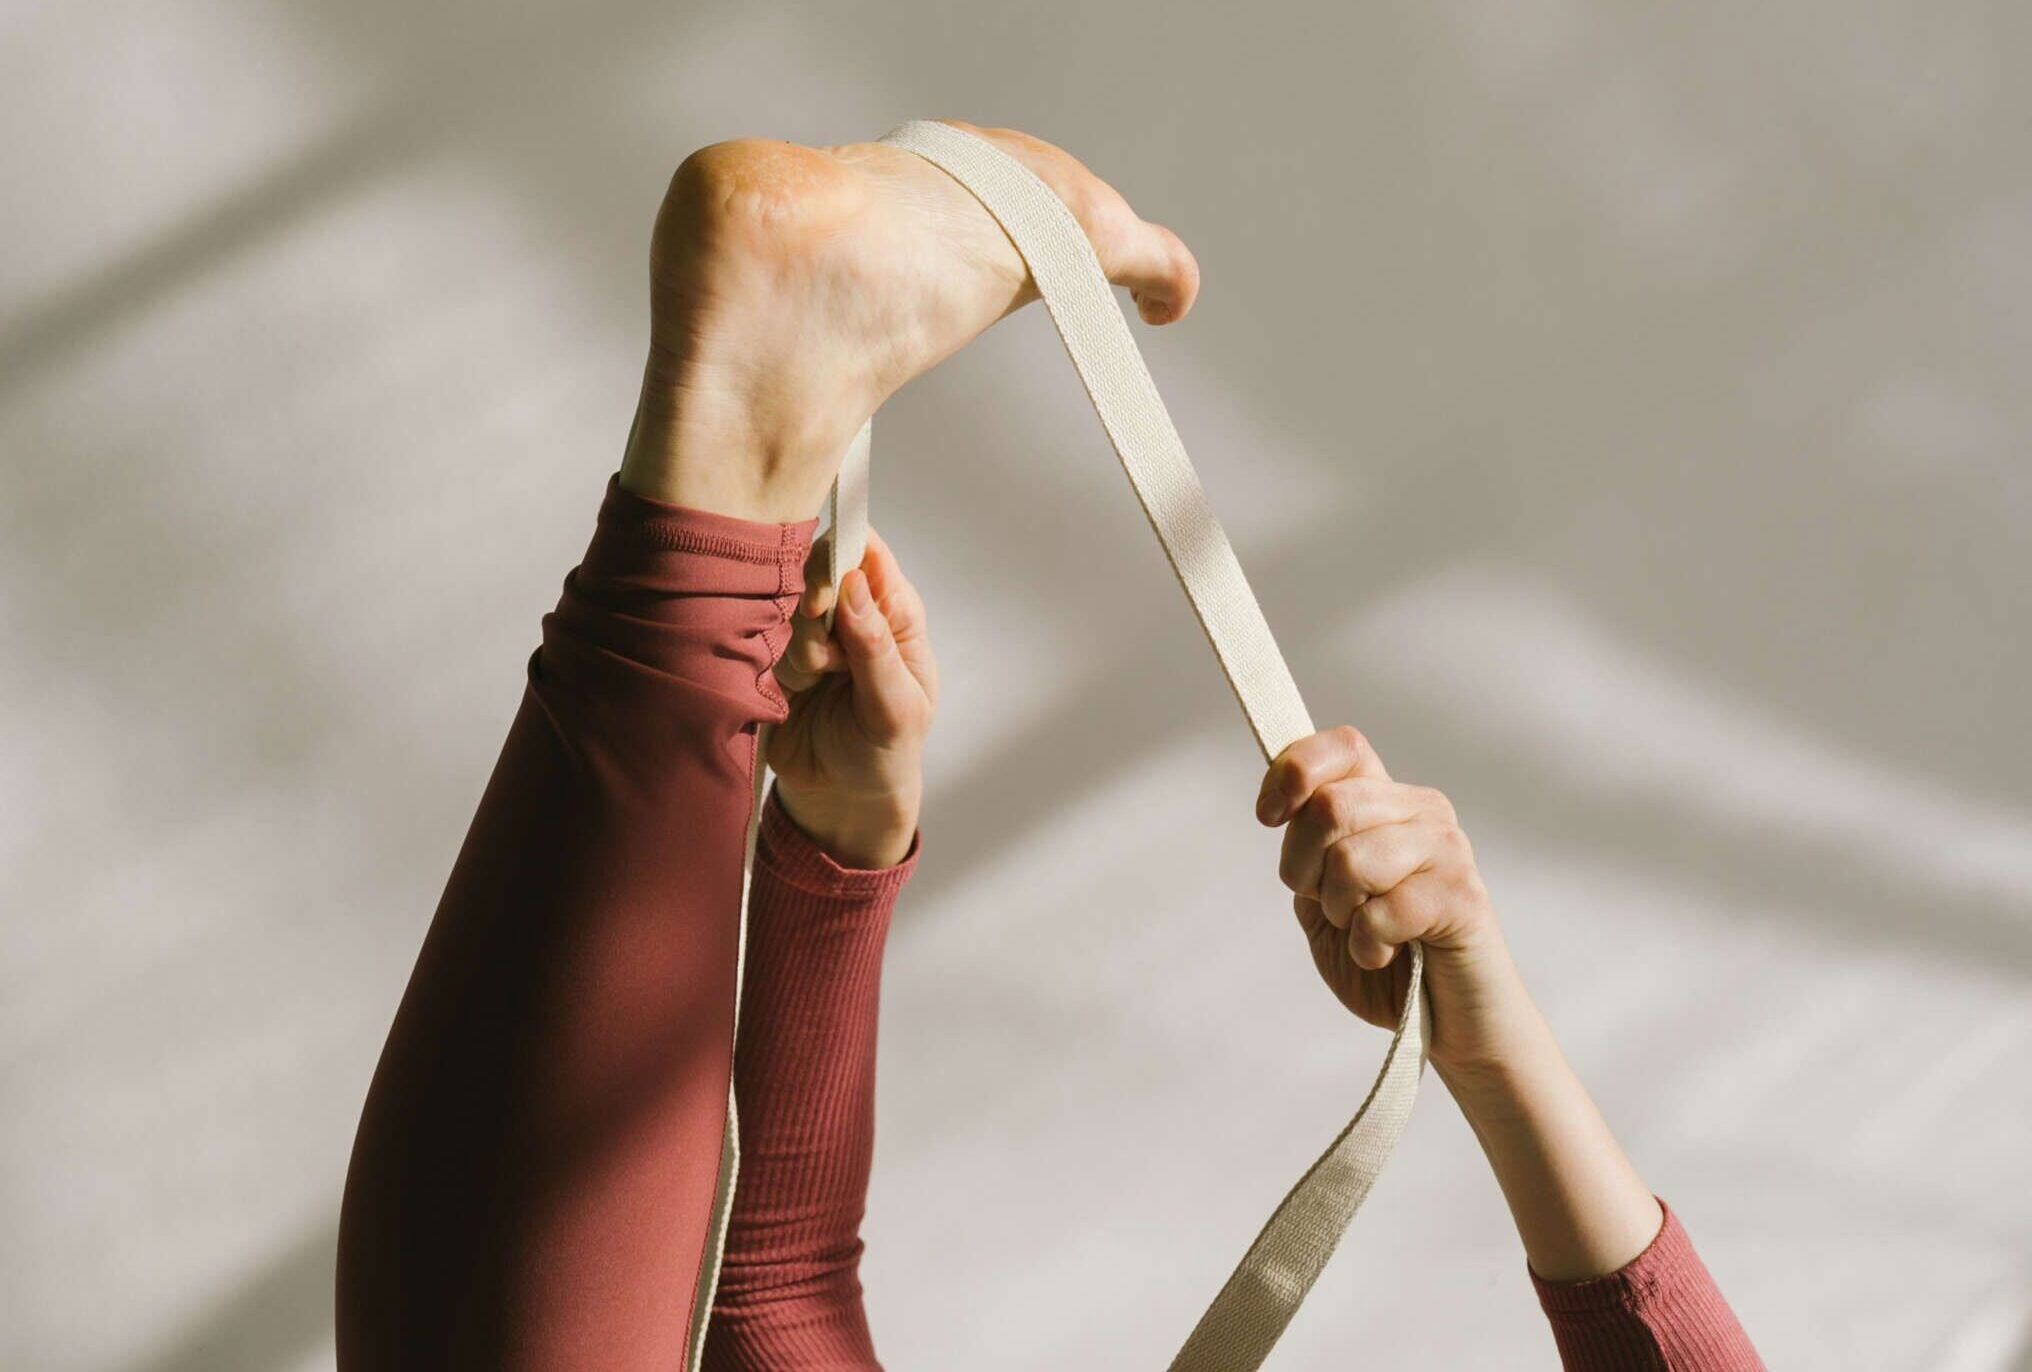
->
[1257,726,1536,1078]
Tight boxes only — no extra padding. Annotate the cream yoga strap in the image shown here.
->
[879,120,1430,1368]
[703,121,1430,1372]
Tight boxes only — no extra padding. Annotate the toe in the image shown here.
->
[953,122,1202,325]
[1122,219,1200,325]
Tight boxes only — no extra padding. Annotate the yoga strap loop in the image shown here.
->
[849,120,1429,1369]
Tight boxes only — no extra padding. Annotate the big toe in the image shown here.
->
[1121,219,1200,325]
[951,122,1201,326]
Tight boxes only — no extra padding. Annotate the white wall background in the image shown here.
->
[4,1,2029,1368]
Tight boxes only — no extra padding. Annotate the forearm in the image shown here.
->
[1438,970,1762,1370]
[704,789,915,1371]
[1436,986,1661,1284]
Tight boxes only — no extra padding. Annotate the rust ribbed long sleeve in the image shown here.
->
[702,792,914,1370]
[1532,1201,1765,1370]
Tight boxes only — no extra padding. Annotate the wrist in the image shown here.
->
[1420,934,1550,1095]
[773,782,919,870]
[1432,993,1563,1128]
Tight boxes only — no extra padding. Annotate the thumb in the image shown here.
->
[834,569,921,740]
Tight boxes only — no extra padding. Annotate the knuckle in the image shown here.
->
[1451,863,1489,906]
[1409,874,1450,916]
[1293,771,1328,811]
[1348,776,1389,812]
[1296,787,1335,832]
[1323,842,1351,883]
[1319,783,1360,832]
[1325,842,1364,894]
[1439,823,1473,866]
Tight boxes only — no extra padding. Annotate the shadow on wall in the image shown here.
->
[3,0,2028,1368]
[121,1226,334,1372]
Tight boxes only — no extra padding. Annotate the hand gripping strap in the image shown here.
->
[860,120,1428,1369]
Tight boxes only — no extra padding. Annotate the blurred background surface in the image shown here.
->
[3,0,2029,1367]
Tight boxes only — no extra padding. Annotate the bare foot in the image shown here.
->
[620,121,1201,521]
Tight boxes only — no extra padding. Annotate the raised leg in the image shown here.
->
[335,122,1199,1368]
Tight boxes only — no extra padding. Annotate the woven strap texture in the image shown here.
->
[857,120,1429,1369]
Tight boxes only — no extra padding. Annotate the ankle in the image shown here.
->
[620,364,869,523]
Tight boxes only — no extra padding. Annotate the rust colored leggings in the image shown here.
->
[337,480,887,1367]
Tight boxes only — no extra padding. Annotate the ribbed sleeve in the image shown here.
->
[701,789,918,1371]
[1531,1200,1764,1371]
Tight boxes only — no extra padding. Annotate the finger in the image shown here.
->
[774,620,844,695]
[799,535,839,622]
[1294,894,1338,966]
[800,578,838,624]
[1294,892,1331,939]
[858,526,938,706]
[1343,885,1428,970]
[1278,777,1433,897]
[791,617,847,673]
[858,528,926,639]
[1347,905,1400,972]
[835,568,924,739]
[780,554,852,691]
[1257,725,1391,826]
[1317,821,1449,929]
[1344,869,1460,970]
